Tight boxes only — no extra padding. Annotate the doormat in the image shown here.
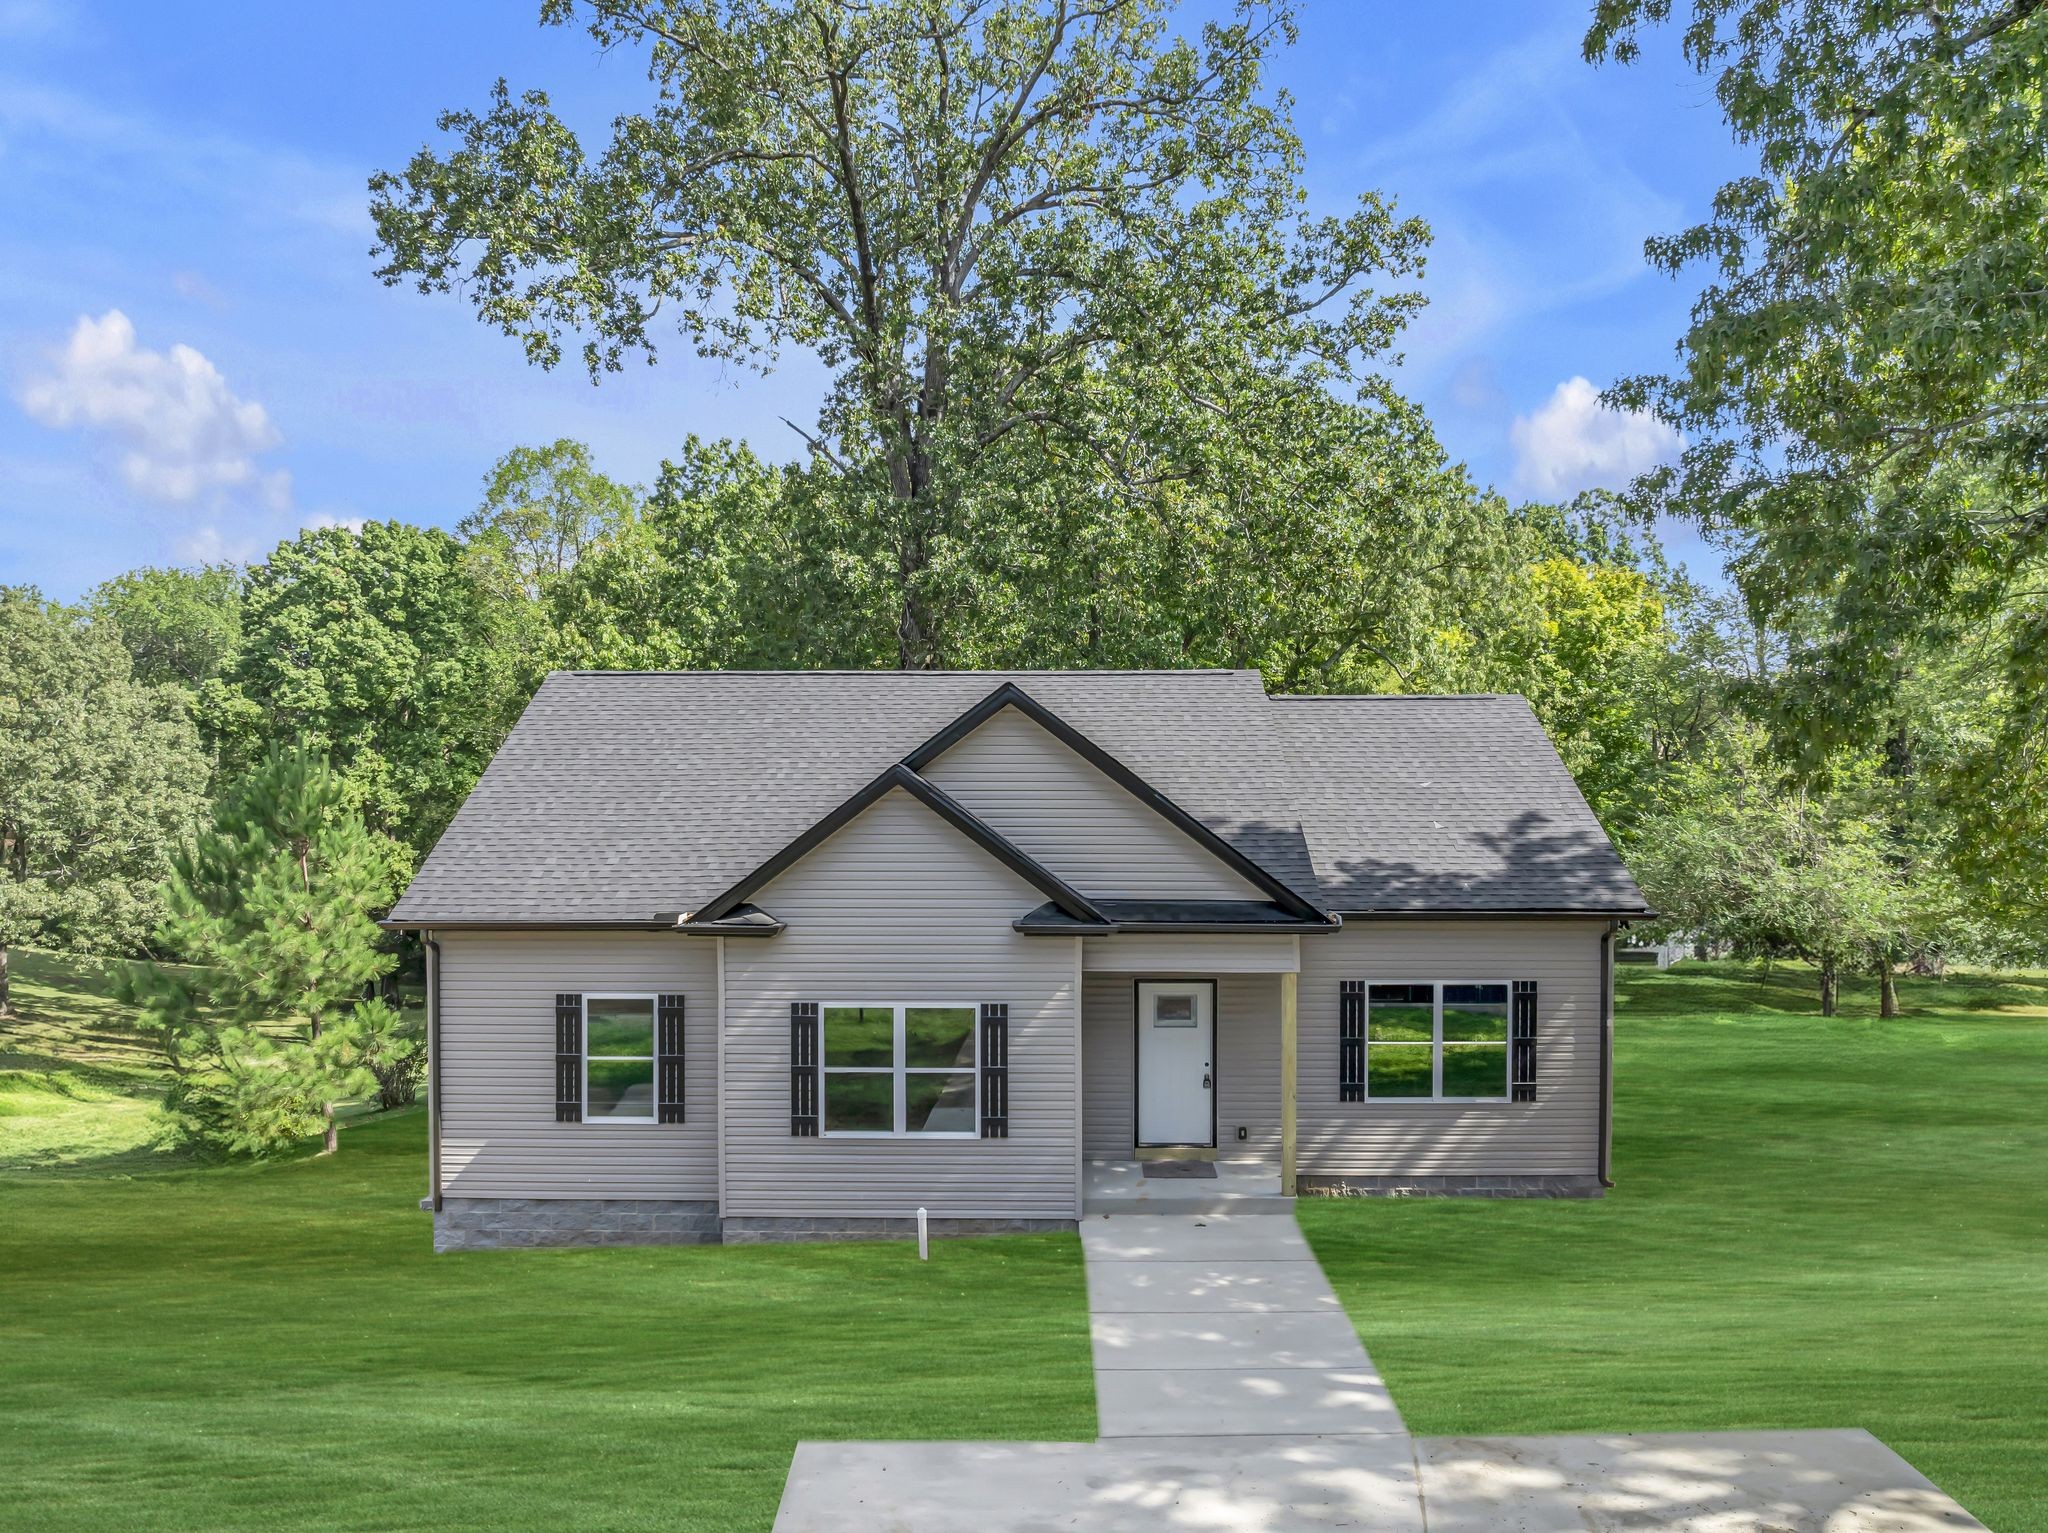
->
[1142,1160,1218,1179]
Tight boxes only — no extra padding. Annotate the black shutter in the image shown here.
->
[790,1001,819,1136]
[1511,979,1538,1102]
[980,1003,1009,1139]
[1338,981,1366,1102]
[657,993,686,1123]
[555,993,583,1123]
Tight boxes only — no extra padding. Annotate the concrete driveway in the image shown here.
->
[772,1209,1987,1532]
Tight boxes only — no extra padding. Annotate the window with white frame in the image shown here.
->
[584,995,657,1121]
[821,1004,978,1135]
[1366,982,1509,1099]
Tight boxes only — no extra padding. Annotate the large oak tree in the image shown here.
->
[371,0,1436,668]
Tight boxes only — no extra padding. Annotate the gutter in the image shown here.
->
[423,931,443,1214]
[381,918,687,933]
[1333,907,1658,921]
[380,917,783,937]
[1013,917,1342,936]
[1598,921,1620,1189]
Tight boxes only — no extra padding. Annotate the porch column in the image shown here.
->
[1280,969,1298,1195]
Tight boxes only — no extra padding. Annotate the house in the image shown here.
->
[384,670,1652,1250]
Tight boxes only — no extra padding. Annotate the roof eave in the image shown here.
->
[1330,905,1657,920]
[379,917,685,932]
[1014,918,1341,935]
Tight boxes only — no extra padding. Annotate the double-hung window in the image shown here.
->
[821,1003,978,1136]
[583,995,657,1122]
[1365,982,1509,1100]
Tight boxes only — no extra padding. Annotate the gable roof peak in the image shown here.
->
[901,679,1327,921]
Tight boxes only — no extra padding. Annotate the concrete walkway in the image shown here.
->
[772,1209,1988,1531]
[1082,1212,1406,1440]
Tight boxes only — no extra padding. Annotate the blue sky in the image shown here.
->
[0,0,1745,600]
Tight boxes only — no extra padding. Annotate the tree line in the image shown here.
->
[3,0,2042,1155]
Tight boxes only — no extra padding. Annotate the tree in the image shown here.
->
[127,745,397,1156]
[1632,726,1908,1015]
[372,0,1431,668]
[1585,0,2048,932]
[543,437,795,668]
[0,589,211,1016]
[461,438,640,599]
[88,564,244,689]
[1417,551,1674,834]
[207,522,533,873]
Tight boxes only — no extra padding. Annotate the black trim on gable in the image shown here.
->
[692,763,1108,926]
[901,681,1328,921]
[1012,898,1340,935]
[670,903,786,936]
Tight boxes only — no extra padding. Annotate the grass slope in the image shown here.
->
[1,946,423,1173]
[1299,961,2048,1533]
[0,948,188,1171]
[1,1110,1095,1533]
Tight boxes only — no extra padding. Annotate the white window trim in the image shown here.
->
[582,992,660,1125]
[1363,980,1512,1103]
[819,1002,981,1139]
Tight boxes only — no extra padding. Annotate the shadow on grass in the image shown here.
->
[1617,959,2048,1024]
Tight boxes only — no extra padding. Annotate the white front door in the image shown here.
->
[1136,981,1215,1147]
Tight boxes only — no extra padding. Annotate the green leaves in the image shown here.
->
[371,0,1434,666]
[209,520,534,871]
[0,588,211,977]
[1631,724,1911,1012]
[1587,0,2048,928]
[129,743,396,1157]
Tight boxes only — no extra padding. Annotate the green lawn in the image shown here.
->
[1300,960,2048,1533]
[0,948,191,1172]
[0,1109,1096,1532]
[8,955,2044,1531]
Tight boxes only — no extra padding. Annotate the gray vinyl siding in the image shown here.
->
[720,788,1082,1221]
[922,707,1261,900]
[1083,933,1299,973]
[1082,972,1282,1156]
[1298,920,1605,1177]
[435,930,718,1199]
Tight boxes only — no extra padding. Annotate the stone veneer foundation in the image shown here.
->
[720,1215,1077,1244]
[432,1196,722,1252]
[430,1198,1074,1250]
[1299,1173,1605,1199]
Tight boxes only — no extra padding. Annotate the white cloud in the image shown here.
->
[16,309,291,507]
[1510,376,1682,498]
[169,270,230,310]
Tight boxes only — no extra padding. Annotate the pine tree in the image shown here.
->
[128,744,398,1156]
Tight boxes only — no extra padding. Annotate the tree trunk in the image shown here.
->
[310,1013,338,1155]
[894,519,939,670]
[884,429,937,671]
[1819,960,1839,1017]
[0,942,11,1018]
[1879,963,1899,1019]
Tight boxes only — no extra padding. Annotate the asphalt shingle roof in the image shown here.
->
[388,670,1646,925]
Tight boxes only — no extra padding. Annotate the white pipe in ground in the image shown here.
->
[917,1206,929,1260]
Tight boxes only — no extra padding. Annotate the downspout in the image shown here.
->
[424,932,443,1213]
[1598,922,1617,1189]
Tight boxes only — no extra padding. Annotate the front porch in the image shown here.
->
[1081,1156,1292,1215]
[1076,930,1303,1198]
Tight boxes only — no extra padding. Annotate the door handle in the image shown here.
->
[1203,1073,1212,1090]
